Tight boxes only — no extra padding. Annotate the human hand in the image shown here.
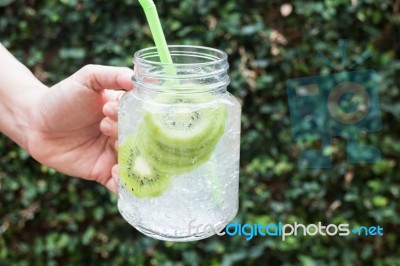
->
[27,65,133,194]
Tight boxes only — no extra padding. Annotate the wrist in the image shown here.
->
[0,84,48,152]
[0,44,49,151]
[22,85,49,152]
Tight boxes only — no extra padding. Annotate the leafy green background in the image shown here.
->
[1,0,399,265]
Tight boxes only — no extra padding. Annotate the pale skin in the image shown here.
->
[0,43,134,194]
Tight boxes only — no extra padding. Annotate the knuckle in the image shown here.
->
[80,64,97,75]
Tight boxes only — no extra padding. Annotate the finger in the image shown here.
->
[112,164,119,189]
[104,174,118,195]
[103,89,126,102]
[100,117,118,138]
[77,64,134,92]
[103,101,118,121]
[112,164,119,178]
[115,140,119,151]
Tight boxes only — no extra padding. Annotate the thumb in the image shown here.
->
[74,64,134,92]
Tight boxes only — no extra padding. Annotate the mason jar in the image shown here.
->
[118,45,241,241]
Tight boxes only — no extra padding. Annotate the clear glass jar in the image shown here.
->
[118,45,241,241]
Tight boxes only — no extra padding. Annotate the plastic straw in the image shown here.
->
[138,0,173,64]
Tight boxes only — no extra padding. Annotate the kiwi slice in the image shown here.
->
[119,136,170,198]
[142,97,226,149]
[137,94,227,175]
[138,113,225,170]
[139,132,215,175]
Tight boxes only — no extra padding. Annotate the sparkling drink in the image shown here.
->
[118,45,241,241]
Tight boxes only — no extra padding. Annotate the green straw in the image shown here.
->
[138,0,173,64]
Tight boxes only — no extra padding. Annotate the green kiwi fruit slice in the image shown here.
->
[139,132,214,175]
[138,112,225,170]
[136,94,227,175]
[119,136,170,198]
[142,94,226,149]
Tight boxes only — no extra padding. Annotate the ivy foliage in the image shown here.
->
[0,0,399,265]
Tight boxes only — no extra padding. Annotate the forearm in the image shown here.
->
[0,43,47,150]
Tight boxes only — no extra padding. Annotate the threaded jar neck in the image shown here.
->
[132,45,230,94]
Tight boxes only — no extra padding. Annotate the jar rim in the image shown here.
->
[133,45,228,67]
